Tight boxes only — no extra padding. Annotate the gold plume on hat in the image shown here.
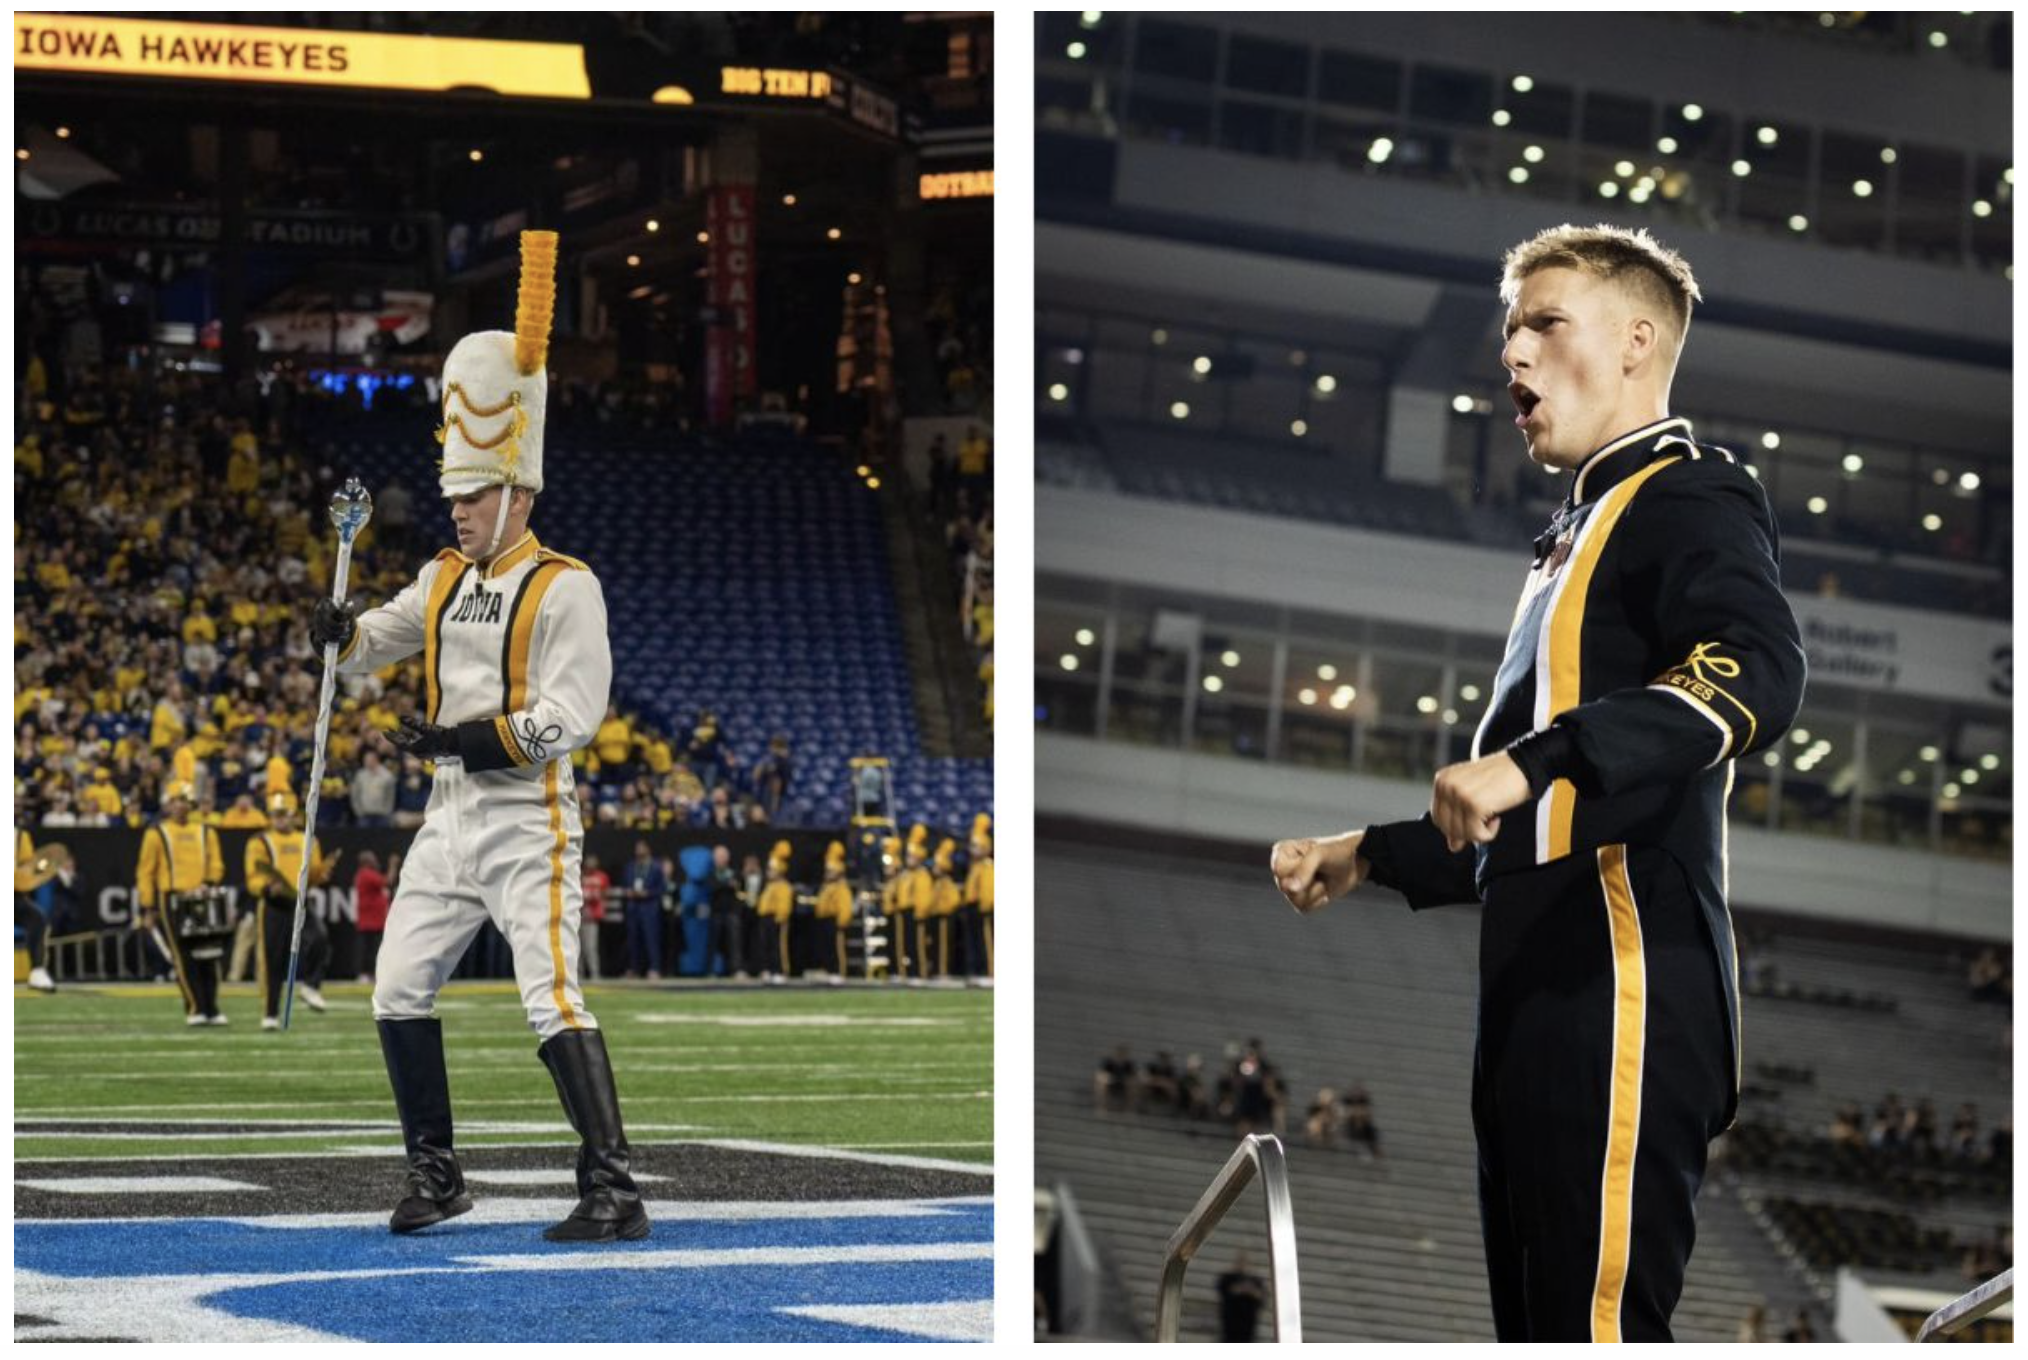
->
[933,838,956,871]
[514,231,559,377]
[825,841,846,868]
[907,824,929,848]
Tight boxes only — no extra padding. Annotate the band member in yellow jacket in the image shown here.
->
[892,825,932,981]
[245,788,337,1030]
[928,839,962,978]
[900,825,937,980]
[877,835,905,981]
[815,841,856,980]
[758,840,796,982]
[135,781,228,1025]
[963,814,993,979]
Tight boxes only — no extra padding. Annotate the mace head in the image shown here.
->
[329,478,374,535]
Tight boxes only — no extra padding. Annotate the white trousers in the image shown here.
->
[372,761,596,1040]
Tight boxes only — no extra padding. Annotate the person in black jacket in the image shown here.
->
[1271,224,1805,1342]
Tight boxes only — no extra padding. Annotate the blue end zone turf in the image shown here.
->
[16,1200,991,1342]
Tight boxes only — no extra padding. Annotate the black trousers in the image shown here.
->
[159,922,222,1019]
[16,893,47,966]
[709,907,745,977]
[1472,844,1732,1342]
[889,907,915,979]
[260,896,329,1019]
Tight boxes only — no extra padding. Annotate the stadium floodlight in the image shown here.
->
[1805,497,1827,515]
[1067,41,1087,60]
[1757,126,1778,146]
[468,148,483,162]
[1192,356,1212,375]
[1367,137,1394,164]
[1510,74,1533,92]
[1314,374,1337,394]
[1290,420,1308,437]
[1297,688,1317,705]
[1791,729,1810,746]
[1152,328,1169,345]
[1760,431,1781,450]
[54,126,69,138]
[1460,684,1481,702]
[1919,745,1940,762]
[1614,160,1636,178]
[1928,29,1948,47]
[697,230,710,244]
[1944,782,1961,798]
[1981,754,2000,770]
[1081,10,1103,26]
[1047,383,1069,402]
[1329,691,1353,711]
[826,226,842,240]
[1657,136,1678,154]
[1060,654,1080,672]
[1416,695,1439,715]
[1203,676,1224,694]
[1491,110,1512,127]
[1788,215,1809,232]
[1221,650,1240,668]
[1972,200,1993,218]
[1731,159,1751,177]
[1600,182,1620,199]
[1316,664,1337,681]
[1853,179,1874,198]
[626,255,640,267]
[1169,401,1190,420]
[848,271,864,285]
[1681,103,1703,121]
[1842,454,1864,474]
[1075,628,1096,647]
[782,192,798,205]
[1960,472,1981,491]
[1879,147,1898,165]
[1453,394,1476,414]
[1922,514,1943,532]
[645,219,659,233]
[1508,167,1530,184]
[1522,145,1544,164]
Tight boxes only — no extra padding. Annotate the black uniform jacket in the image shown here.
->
[1363,419,1808,1074]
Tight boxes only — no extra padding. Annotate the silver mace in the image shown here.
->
[284,478,373,1030]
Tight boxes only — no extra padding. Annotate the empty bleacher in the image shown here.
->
[1035,839,1826,1342]
[325,406,990,829]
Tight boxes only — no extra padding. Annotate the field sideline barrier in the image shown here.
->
[1917,1268,2012,1341]
[1156,1133,1300,1342]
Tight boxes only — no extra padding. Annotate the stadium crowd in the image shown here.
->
[14,362,815,831]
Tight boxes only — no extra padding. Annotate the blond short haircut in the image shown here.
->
[1500,223,1702,361]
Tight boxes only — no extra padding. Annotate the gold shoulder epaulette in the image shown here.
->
[433,547,475,566]
[534,548,590,571]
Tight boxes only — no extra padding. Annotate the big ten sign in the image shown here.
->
[705,185,757,426]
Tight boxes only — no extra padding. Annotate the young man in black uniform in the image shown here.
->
[1271,224,1806,1342]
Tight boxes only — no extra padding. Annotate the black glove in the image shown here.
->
[388,716,458,760]
[310,597,360,651]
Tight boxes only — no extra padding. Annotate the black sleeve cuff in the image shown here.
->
[455,717,529,773]
[1505,723,1589,798]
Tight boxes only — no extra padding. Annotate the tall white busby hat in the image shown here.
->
[437,230,558,499]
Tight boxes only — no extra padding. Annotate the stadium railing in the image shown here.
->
[1156,1132,1301,1342]
[1917,1268,2013,1342]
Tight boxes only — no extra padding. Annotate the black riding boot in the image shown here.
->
[378,1017,472,1233]
[538,1028,650,1242]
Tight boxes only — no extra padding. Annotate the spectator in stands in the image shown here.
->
[1780,1310,1815,1343]
[1179,1054,1211,1120]
[392,756,431,829]
[594,704,636,783]
[1950,1103,1981,1159]
[1093,1044,1136,1112]
[1736,1302,1767,1343]
[1341,1082,1382,1159]
[1829,1103,1865,1148]
[351,749,395,827]
[1228,1042,1281,1137]
[1303,1087,1340,1147]
[1216,1251,1268,1343]
[927,431,955,523]
[1141,1051,1180,1113]
[1969,946,2010,1005]
[957,425,990,507]
[707,845,746,979]
[752,736,793,820]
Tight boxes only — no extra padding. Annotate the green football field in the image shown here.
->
[14,981,994,1164]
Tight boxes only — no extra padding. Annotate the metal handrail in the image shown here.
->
[1156,1133,1301,1342]
[1917,1267,2012,1341]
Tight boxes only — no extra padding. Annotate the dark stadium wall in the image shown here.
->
[40,826,962,934]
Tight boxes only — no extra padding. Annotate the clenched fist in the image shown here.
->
[1269,830,1369,915]
[1430,752,1533,853]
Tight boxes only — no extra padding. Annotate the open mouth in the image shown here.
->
[1509,382,1542,429]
